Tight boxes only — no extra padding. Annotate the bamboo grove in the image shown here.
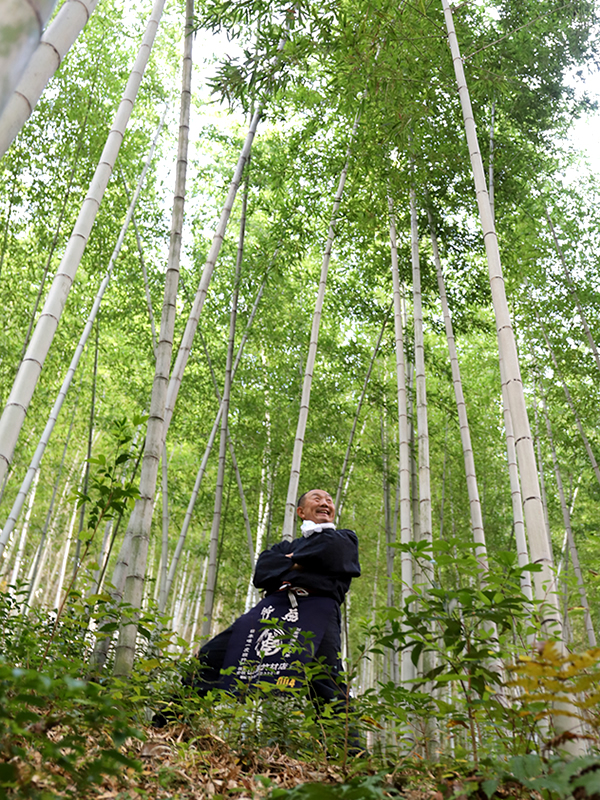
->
[1,0,600,762]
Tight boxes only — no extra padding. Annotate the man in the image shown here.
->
[182,489,361,705]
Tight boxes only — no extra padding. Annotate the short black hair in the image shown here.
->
[297,492,308,508]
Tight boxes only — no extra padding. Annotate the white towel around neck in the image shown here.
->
[300,520,335,538]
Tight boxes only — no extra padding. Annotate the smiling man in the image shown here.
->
[180,489,361,714]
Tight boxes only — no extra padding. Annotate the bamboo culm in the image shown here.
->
[113,0,194,677]
[20,107,93,364]
[162,109,261,445]
[441,0,564,638]
[388,197,414,688]
[334,304,390,518]
[0,0,99,156]
[0,0,58,118]
[199,328,255,571]
[0,0,167,487]
[23,385,81,609]
[158,444,169,613]
[201,179,246,637]
[410,187,432,574]
[538,382,597,647]
[163,268,270,603]
[428,211,489,574]
[282,110,361,540]
[0,112,164,557]
[499,355,533,603]
[72,322,99,584]
[161,27,289,443]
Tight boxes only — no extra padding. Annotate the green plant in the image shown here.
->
[0,661,142,798]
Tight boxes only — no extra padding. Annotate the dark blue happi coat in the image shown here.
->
[220,593,338,691]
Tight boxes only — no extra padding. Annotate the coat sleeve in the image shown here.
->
[253,539,295,591]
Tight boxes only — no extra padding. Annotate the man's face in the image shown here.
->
[297,490,335,524]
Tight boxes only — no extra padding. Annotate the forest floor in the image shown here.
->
[10,719,540,800]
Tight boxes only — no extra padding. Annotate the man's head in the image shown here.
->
[296,489,335,524]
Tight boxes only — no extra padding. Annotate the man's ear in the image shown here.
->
[297,505,306,520]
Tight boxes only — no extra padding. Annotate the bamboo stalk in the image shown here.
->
[53,463,85,609]
[440,0,563,638]
[201,179,246,637]
[113,0,194,677]
[282,111,361,540]
[0,109,165,556]
[23,391,80,609]
[163,268,270,603]
[71,320,99,583]
[0,0,100,156]
[0,0,59,118]
[538,381,596,647]
[8,470,39,589]
[0,0,167,486]
[189,555,208,646]
[162,111,260,445]
[410,187,432,573]
[199,328,255,571]
[334,304,390,517]
[499,355,533,602]
[158,444,169,613]
[428,210,489,574]
[388,197,414,688]
[20,106,92,364]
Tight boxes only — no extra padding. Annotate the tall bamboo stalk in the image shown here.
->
[162,115,260,444]
[199,329,255,570]
[0,0,167,487]
[488,102,495,223]
[334,305,390,517]
[158,444,169,612]
[201,181,246,637]
[163,262,269,608]
[0,113,163,558]
[0,0,99,156]
[428,211,488,574]
[53,462,85,609]
[440,0,563,637]
[189,555,208,645]
[72,321,99,582]
[0,0,59,118]
[282,111,361,540]
[538,382,596,647]
[113,0,194,677]
[388,197,414,687]
[20,105,93,364]
[23,393,80,609]
[25,464,75,611]
[499,355,533,601]
[410,187,432,575]
[8,470,39,589]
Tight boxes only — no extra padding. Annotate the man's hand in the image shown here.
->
[284,553,302,571]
